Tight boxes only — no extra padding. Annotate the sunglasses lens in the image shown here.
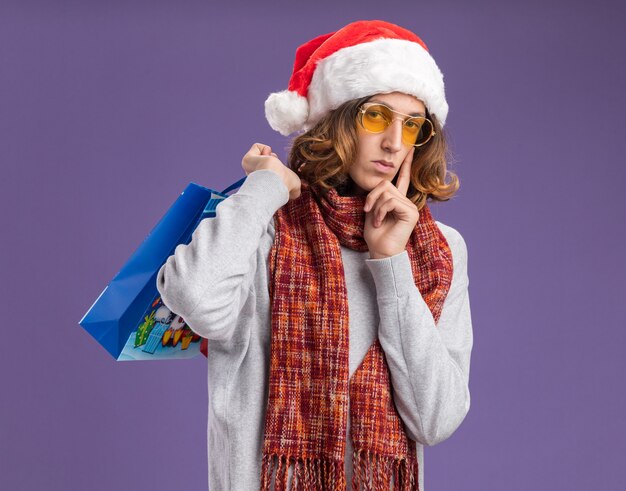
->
[402,118,433,146]
[361,104,392,133]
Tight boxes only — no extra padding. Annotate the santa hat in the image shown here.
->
[264,20,449,136]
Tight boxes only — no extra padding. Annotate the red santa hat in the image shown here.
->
[264,20,449,136]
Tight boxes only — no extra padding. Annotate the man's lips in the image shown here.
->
[373,160,396,173]
[374,160,394,168]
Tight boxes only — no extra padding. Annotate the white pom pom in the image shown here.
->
[264,90,309,136]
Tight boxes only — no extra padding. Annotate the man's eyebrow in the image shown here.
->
[368,99,426,117]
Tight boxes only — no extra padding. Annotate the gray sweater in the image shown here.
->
[156,169,473,490]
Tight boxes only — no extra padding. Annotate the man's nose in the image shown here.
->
[382,119,404,152]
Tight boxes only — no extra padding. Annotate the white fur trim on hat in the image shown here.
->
[264,89,309,136]
[304,38,448,130]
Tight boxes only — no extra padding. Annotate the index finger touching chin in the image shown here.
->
[396,150,413,195]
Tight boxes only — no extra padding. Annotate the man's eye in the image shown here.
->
[405,119,423,129]
[367,111,382,118]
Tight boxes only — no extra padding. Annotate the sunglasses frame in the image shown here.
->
[357,102,436,147]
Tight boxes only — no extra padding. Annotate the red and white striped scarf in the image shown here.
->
[261,180,453,490]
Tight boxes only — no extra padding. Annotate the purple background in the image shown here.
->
[2,1,625,490]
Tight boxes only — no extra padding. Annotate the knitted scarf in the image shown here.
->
[261,179,453,490]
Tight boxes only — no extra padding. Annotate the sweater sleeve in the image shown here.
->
[365,226,473,447]
[155,169,289,341]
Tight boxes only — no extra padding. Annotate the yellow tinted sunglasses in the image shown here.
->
[357,102,436,147]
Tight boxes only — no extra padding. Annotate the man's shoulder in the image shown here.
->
[435,220,468,266]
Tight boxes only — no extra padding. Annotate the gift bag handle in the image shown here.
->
[220,176,247,195]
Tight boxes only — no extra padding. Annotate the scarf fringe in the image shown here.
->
[261,453,347,490]
[260,450,419,490]
[351,448,420,491]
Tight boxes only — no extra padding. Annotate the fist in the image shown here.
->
[241,143,301,201]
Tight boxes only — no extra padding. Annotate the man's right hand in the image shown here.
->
[241,143,302,201]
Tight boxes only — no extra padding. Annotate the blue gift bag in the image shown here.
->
[79,176,247,361]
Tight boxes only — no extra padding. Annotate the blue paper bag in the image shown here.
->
[79,177,247,361]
